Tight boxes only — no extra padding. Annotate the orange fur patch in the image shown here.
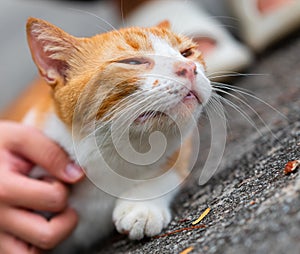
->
[152,80,160,87]
[163,135,193,179]
[0,78,52,127]
[96,79,139,121]
[124,30,149,51]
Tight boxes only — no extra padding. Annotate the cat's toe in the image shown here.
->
[113,202,171,240]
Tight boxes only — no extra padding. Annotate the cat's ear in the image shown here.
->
[156,20,171,30]
[26,17,79,86]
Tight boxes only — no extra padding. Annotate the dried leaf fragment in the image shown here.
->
[283,160,300,175]
[180,246,194,254]
[192,207,211,225]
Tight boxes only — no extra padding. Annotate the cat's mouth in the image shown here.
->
[182,90,202,104]
[136,111,167,123]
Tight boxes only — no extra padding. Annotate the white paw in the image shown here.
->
[113,201,171,240]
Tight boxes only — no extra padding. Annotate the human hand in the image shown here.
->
[0,121,85,253]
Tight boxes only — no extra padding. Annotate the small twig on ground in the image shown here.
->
[179,246,194,254]
[154,225,206,239]
[192,207,211,225]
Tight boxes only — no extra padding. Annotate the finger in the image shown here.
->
[0,172,69,212]
[0,231,41,254]
[0,206,78,250]
[2,122,84,183]
[0,149,33,175]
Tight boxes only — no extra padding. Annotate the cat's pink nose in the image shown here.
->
[174,61,197,82]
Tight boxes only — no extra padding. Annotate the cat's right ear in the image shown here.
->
[156,20,171,30]
[26,17,79,86]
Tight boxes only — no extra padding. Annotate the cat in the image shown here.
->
[8,17,212,253]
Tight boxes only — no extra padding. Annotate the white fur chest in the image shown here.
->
[24,111,117,251]
[21,94,193,253]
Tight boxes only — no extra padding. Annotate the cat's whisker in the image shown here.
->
[212,83,249,103]
[207,15,240,22]
[120,98,166,150]
[118,93,167,121]
[208,72,270,80]
[206,95,229,122]
[119,0,126,28]
[140,73,196,95]
[140,73,186,85]
[99,92,162,132]
[89,86,158,124]
[107,93,163,125]
[207,70,245,78]
[206,70,235,79]
[79,77,201,144]
[68,8,118,32]
[107,86,172,121]
[211,82,255,95]
[98,92,145,122]
[211,92,263,136]
[137,103,161,139]
[212,87,262,122]
[112,101,161,145]
[212,87,281,139]
[214,24,239,31]
[212,81,287,121]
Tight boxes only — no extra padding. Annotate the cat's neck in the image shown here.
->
[41,112,180,180]
[43,111,76,160]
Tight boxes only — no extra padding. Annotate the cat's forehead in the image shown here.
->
[106,27,192,56]
[149,33,179,57]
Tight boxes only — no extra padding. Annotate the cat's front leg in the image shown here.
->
[112,171,180,240]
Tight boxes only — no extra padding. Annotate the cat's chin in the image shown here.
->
[136,90,200,123]
[135,102,199,125]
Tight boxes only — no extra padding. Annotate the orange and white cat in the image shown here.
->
[6,18,211,253]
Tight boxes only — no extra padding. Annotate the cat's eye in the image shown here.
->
[181,48,194,58]
[118,58,149,65]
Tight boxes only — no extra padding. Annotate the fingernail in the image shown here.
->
[65,163,84,181]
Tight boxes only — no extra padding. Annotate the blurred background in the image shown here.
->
[0,0,116,110]
[1,0,299,113]
[0,0,231,111]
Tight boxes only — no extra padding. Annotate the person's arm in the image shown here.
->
[0,121,84,253]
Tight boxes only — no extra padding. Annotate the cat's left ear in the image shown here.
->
[26,17,79,86]
[156,20,171,30]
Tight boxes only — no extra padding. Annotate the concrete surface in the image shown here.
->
[91,29,300,254]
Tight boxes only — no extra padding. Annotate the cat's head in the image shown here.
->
[26,17,211,136]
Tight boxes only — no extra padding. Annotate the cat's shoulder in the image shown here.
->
[1,78,52,126]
